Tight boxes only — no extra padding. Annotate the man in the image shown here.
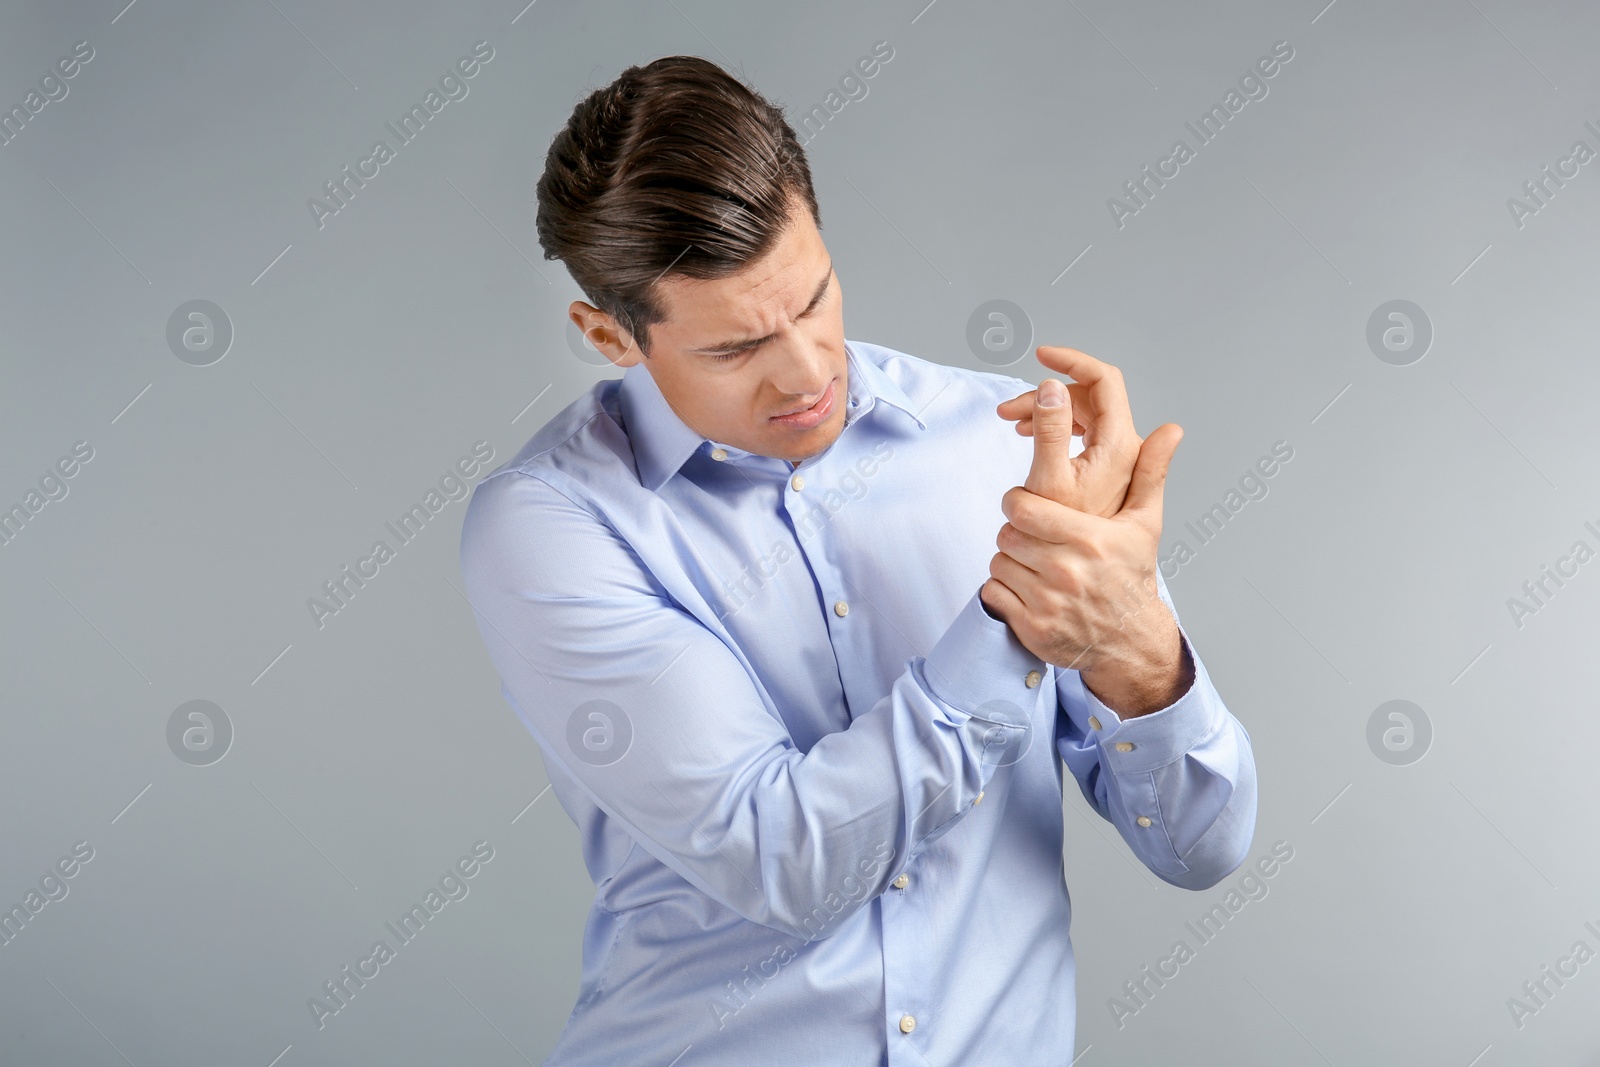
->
[459,54,1256,1066]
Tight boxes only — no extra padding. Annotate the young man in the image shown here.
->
[459,55,1256,1066]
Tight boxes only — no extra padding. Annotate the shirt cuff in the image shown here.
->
[1057,623,1225,774]
[922,587,1046,728]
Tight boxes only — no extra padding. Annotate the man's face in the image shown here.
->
[570,202,848,466]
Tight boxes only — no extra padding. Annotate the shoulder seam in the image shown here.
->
[485,405,619,485]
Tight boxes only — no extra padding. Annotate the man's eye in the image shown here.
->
[710,346,753,363]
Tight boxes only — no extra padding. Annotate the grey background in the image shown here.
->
[2,0,1597,1063]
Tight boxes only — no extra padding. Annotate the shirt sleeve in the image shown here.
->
[459,470,1049,941]
[1055,568,1257,890]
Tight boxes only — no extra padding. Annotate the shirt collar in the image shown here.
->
[618,339,927,492]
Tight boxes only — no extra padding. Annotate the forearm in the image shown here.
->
[1079,608,1194,718]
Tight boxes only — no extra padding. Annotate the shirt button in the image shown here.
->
[834,600,849,617]
[790,473,805,490]
[1114,741,1135,753]
[710,447,728,461]
[974,790,984,805]
[1136,815,1153,828]
[1088,716,1102,731]
[899,1014,916,1034]
[892,873,909,889]
[1024,670,1041,688]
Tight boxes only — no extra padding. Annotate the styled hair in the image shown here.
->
[535,55,821,355]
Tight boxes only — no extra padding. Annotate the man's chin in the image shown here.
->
[776,422,845,464]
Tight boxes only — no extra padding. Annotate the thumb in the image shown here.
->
[1118,423,1183,525]
[1023,378,1076,505]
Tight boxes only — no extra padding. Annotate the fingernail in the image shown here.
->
[1039,378,1064,408]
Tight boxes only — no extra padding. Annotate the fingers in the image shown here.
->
[979,576,1025,627]
[997,385,1088,436]
[1023,379,1082,506]
[993,521,1056,572]
[997,382,1090,422]
[1117,422,1184,529]
[1032,347,1138,447]
[1001,483,1103,543]
[1008,414,1086,437]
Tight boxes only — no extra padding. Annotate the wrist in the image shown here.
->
[1081,623,1192,718]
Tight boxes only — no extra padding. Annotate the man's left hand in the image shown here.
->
[979,363,1193,718]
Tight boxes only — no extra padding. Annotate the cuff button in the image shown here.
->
[1136,815,1152,828]
[1113,741,1135,753]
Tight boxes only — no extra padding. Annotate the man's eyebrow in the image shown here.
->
[693,260,833,355]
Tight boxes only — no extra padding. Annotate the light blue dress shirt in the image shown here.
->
[459,338,1257,1066]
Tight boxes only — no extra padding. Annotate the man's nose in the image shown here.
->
[770,341,832,396]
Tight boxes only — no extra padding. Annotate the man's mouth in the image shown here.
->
[770,378,837,428]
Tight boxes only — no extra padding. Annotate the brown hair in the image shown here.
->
[535,55,821,356]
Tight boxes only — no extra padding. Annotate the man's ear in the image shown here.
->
[569,301,643,367]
